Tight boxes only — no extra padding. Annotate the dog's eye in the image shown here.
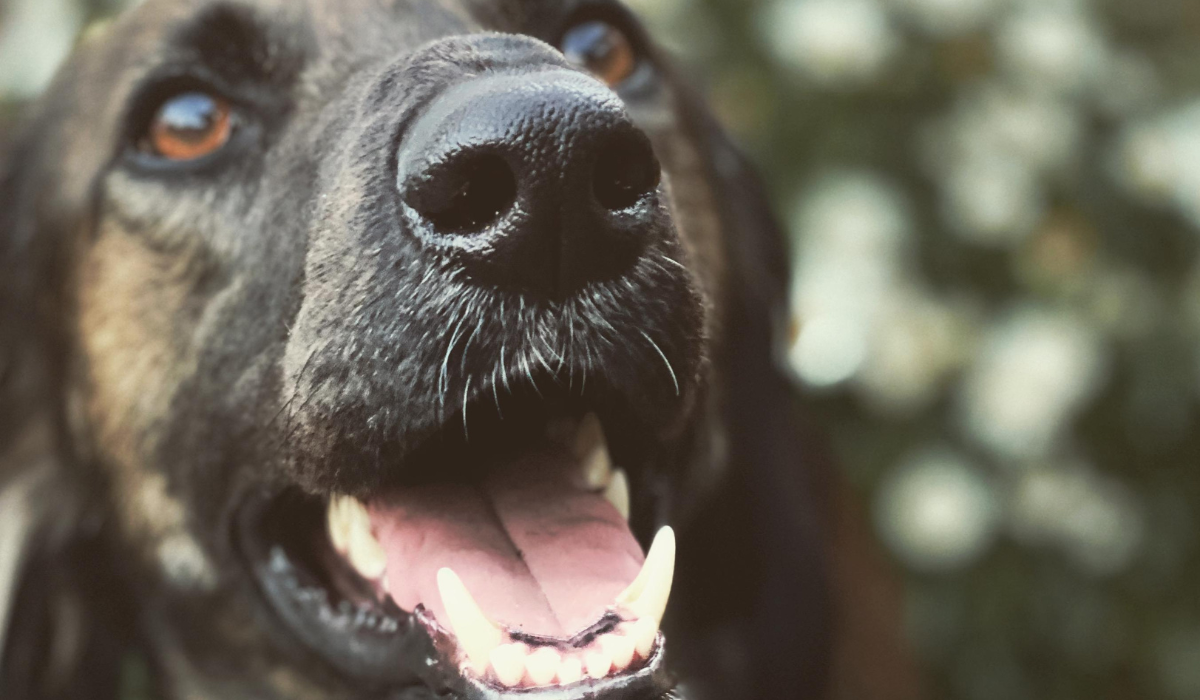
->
[140,92,234,161]
[561,20,639,88]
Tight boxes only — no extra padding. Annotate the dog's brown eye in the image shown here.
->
[561,20,638,87]
[143,92,233,161]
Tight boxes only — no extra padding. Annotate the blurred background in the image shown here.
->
[4,0,1200,698]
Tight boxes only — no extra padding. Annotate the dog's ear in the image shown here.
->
[0,106,67,698]
[694,112,791,327]
[672,93,836,699]
[0,105,134,700]
[0,115,56,463]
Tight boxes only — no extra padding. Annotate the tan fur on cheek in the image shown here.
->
[77,224,217,588]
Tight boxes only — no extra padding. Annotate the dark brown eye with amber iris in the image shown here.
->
[561,20,639,87]
[142,92,233,161]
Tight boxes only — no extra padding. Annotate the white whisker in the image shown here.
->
[462,381,471,440]
[439,315,468,421]
[658,252,688,272]
[640,330,680,396]
[499,344,511,393]
[491,365,503,418]
[520,352,542,397]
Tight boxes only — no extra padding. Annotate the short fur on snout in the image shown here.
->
[0,1,832,699]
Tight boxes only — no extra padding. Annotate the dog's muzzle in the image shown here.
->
[267,35,700,700]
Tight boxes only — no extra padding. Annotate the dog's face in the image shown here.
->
[0,1,818,699]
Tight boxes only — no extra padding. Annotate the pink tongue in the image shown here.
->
[367,445,645,637]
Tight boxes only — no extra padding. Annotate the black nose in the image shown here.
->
[396,70,662,297]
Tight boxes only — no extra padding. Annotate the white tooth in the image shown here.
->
[557,656,584,685]
[603,469,630,520]
[616,526,675,628]
[327,497,352,553]
[339,496,386,580]
[437,568,504,671]
[347,532,387,580]
[584,651,612,679]
[579,440,614,491]
[598,634,635,670]
[489,643,527,687]
[573,413,605,459]
[525,647,561,686]
[631,617,658,658]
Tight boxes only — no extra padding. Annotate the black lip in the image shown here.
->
[236,489,435,689]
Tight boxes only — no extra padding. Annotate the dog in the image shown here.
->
[0,1,836,698]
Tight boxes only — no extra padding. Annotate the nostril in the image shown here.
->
[592,133,660,211]
[422,155,517,235]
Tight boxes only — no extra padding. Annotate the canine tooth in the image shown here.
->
[525,647,561,686]
[327,497,352,553]
[437,568,504,671]
[330,496,386,580]
[489,644,527,687]
[603,469,630,520]
[327,495,369,554]
[631,617,658,657]
[558,656,584,684]
[598,634,635,670]
[573,413,604,459]
[579,441,614,491]
[346,529,387,580]
[616,526,675,627]
[584,651,612,679]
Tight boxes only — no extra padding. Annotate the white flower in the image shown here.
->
[959,306,1105,459]
[1113,102,1200,229]
[760,0,898,84]
[888,0,1001,36]
[857,289,974,413]
[787,173,911,387]
[943,152,1044,245]
[0,0,84,98]
[876,448,999,572]
[997,6,1108,95]
[1009,464,1145,576]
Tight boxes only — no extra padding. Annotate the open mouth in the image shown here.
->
[237,383,679,698]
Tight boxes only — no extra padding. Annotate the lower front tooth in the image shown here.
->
[526,647,561,686]
[598,634,635,670]
[631,617,658,657]
[558,656,584,684]
[489,644,527,687]
[584,651,612,679]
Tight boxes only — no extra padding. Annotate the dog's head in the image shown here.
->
[0,2,827,699]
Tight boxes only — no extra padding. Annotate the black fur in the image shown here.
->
[0,2,831,699]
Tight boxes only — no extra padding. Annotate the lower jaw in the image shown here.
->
[234,490,676,699]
